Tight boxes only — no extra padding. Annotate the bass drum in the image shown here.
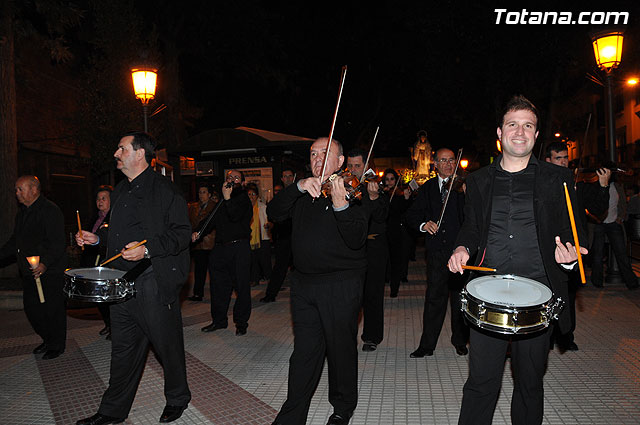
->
[460,274,563,335]
[64,267,134,303]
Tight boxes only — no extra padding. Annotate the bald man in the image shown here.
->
[0,176,67,360]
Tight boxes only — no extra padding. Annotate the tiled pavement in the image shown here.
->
[2,249,640,424]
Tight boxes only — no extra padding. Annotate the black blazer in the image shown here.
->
[455,155,586,333]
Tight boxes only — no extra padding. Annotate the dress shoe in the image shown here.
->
[99,326,111,336]
[42,349,63,360]
[76,412,124,424]
[592,281,603,288]
[250,281,259,287]
[33,343,47,354]
[410,347,433,358]
[455,345,468,356]
[390,291,398,298]
[188,295,203,301]
[628,283,639,291]
[362,342,377,352]
[159,405,187,423]
[236,327,247,336]
[559,341,579,352]
[260,295,276,303]
[327,412,352,425]
[201,323,227,332]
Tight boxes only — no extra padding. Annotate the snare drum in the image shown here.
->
[460,274,564,335]
[64,267,135,302]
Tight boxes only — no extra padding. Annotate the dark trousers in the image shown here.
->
[98,273,190,418]
[458,326,552,425]
[417,250,468,350]
[275,270,364,425]
[23,273,66,351]
[361,235,389,344]
[591,222,638,288]
[97,304,111,327]
[554,271,578,347]
[209,240,251,328]
[388,225,411,295]
[191,249,211,297]
[266,238,292,298]
[250,239,272,283]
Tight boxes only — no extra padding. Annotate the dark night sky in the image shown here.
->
[138,1,640,158]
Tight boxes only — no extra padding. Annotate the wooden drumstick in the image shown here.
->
[462,265,496,272]
[100,240,147,267]
[563,182,586,284]
[76,210,83,251]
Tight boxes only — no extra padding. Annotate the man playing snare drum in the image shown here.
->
[75,132,192,424]
[448,95,587,425]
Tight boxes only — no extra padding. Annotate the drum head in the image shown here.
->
[466,275,552,307]
[64,267,126,280]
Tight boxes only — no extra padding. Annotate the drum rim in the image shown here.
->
[465,274,552,307]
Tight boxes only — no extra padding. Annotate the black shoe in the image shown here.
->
[401,277,408,283]
[410,347,433,358]
[201,323,227,332]
[188,295,203,301]
[260,295,276,303]
[76,413,124,425]
[628,283,639,291]
[559,341,579,352]
[455,345,468,356]
[362,342,377,352]
[33,343,47,354]
[236,327,247,336]
[99,326,111,336]
[390,291,398,298]
[327,412,352,425]
[106,332,111,341]
[42,349,64,360]
[592,281,603,288]
[159,405,187,423]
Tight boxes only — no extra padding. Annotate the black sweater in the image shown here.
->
[267,182,368,276]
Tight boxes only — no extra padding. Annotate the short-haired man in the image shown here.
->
[76,132,192,424]
[188,184,217,301]
[448,96,587,424]
[268,138,368,425]
[346,147,389,352]
[0,175,67,360]
[406,148,469,358]
[200,169,253,335]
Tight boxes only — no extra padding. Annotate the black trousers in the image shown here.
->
[209,240,251,328]
[417,249,468,350]
[23,272,66,351]
[98,272,190,418]
[265,238,292,298]
[458,326,552,425]
[361,235,389,344]
[591,222,638,288]
[250,239,272,283]
[275,270,364,425]
[191,249,211,297]
[388,225,411,295]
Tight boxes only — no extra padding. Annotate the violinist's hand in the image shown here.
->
[367,181,379,200]
[222,183,233,200]
[331,176,348,209]
[448,246,469,274]
[554,236,588,264]
[191,232,199,243]
[403,188,411,200]
[422,221,438,235]
[597,168,611,187]
[76,230,98,247]
[121,241,145,262]
[299,177,322,198]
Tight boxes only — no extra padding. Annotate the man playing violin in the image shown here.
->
[346,148,389,352]
[448,96,587,425]
[405,148,469,358]
[268,138,368,425]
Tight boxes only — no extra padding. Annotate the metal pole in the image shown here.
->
[605,71,616,163]
[143,103,149,133]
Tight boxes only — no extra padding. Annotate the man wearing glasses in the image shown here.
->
[405,148,469,358]
[200,169,253,335]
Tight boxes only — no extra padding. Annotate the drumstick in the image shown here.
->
[462,265,496,272]
[100,240,147,267]
[76,210,84,251]
[563,182,586,284]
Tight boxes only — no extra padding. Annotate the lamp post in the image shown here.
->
[591,28,624,162]
[130,67,157,133]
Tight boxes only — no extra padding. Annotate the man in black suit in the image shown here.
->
[448,96,587,425]
[75,132,192,424]
[406,148,468,358]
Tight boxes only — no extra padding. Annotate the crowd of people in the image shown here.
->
[1,95,639,425]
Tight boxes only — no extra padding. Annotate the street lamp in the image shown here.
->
[591,28,624,163]
[131,67,157,132]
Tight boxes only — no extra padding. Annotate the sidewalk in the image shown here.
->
[1,249,640,424]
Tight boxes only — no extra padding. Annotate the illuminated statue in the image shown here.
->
[412,130,432,178]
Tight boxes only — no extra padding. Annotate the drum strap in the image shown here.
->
[122,258,152,282]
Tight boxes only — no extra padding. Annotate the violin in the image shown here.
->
[574,167,632,184]
[320,168,383,202]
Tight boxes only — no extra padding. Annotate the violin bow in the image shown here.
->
[388,174,402,202]
[436,148,463,231]
[361,126,380,182]
[319,66,348,188]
